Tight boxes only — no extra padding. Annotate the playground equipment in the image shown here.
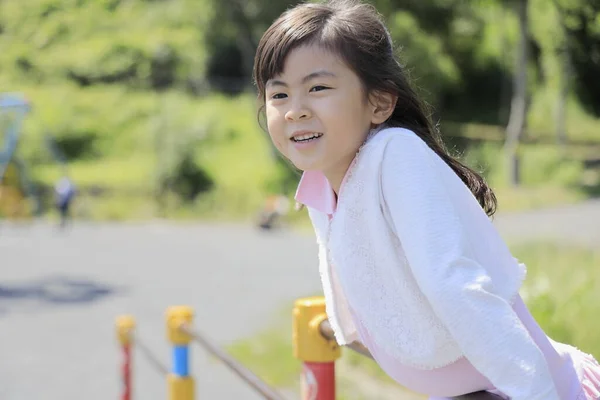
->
[0,93,71,218]
[0,94,34,217]
[116,296,503,400]
[0,93,29,183]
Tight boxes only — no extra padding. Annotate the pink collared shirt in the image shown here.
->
[295,135,598,399]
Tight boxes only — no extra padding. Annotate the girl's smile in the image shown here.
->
[290,130,324,149]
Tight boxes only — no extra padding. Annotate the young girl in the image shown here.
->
[253,1,600,399]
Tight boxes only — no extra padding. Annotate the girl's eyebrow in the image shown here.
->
[267,70,337,88]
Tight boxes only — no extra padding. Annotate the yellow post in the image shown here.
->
[166,306,195,400]
[293,296,340,400]
[116,315,135,400]
[116,315,136,346]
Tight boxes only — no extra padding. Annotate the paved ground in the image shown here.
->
[494,199,600,249]
[0,200,598,400]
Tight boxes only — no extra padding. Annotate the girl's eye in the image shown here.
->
[310,85,330,92]
[271,93,287,100]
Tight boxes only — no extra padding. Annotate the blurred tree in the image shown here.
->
[0,0,212,89]
[555,0,600,116]
[205,0,296,93]
[551,0,573,148]
[530,0,573,148]
[386,10,460,109]
[372,0,514,124]
[504,0,529,187]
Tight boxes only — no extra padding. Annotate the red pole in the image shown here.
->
[301,362,335,400]
[122,344,132,400]
[116,315,135,400]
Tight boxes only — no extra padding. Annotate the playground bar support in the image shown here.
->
[167,306,195,400]
[293,297,340,400]
[294,296,505,400]
[116,315,135,400]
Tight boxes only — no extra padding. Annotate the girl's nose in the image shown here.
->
[285,103,312,121]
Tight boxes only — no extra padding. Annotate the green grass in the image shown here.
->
[227,323,299,388]
[226,242,600,398]
[32,155,156,190]
[72,193,156,221]
[514,242,600,354]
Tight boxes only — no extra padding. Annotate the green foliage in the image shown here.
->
[388,11,460,104]
[1,0,599,220]
[0,0,212,89]
[13,84,183,161]
[554,0,600,116]
[203,0,296,91]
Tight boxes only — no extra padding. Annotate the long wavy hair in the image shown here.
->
[253,0,497,216]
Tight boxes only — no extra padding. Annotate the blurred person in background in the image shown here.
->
[258,194,290,230]
[54,175,76,229]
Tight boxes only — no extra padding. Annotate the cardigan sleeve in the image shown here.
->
[380,135,560,400]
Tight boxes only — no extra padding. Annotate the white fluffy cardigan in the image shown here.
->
[306,127,560,400]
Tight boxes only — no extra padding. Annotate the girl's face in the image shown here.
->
[265,44,379,190]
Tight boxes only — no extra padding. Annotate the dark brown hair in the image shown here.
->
[253,0,497,216]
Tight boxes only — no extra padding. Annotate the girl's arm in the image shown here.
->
[380,135,560,400]
[319,313,372,357]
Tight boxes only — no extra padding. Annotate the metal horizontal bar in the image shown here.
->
[179,324,287,400]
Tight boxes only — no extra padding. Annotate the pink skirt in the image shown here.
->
[429,349,600,400]
[576,350,600,400]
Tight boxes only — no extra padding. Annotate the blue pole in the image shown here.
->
[172,345,189,377]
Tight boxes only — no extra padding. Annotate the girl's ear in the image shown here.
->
[369,90,397,124]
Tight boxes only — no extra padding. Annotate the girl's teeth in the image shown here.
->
[294,133,322,141]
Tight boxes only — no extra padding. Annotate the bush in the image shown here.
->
[156,145,214,205]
